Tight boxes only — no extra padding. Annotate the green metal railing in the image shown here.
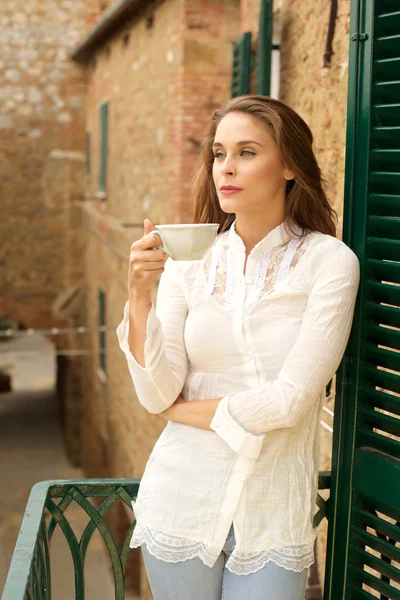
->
[2,474,330,599]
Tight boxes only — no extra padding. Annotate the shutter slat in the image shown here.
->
[369,193,400,215]
[375,81,400,96]
[373,125,400,145]
[353,505,400,541]
[362,363,400,392]
[348,585,387,600]
[373,103,400,125]
[363,344,400,374]
[372,103,400,126]
[366,323,400,352]
[376,11,400,34]
[367,238,400,261]
[358,427,400,457]
[360,406,400,438]
[361,386,400,416]
[366,256,400,280]
[348,564,400,599]
[365,302,400,329]
[370,173,400,191]
[368,280,400,304]
[371,149,400,165]
[352,526,400,565]
[375,57,400,75]
[376,34,400,56]
[352,546,400,585]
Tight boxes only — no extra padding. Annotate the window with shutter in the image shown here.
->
[256,0,273,95]
[98,287,106,374]
[324,1,400,598]
[99,101,109,195]
[86,131,91,177]
[231,32,251,98]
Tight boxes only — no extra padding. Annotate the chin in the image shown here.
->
[219,199,241,211]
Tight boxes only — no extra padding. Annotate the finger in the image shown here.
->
[139,232,163,250]
[130,249,166,262]
[144,219,155,236]
[134,261,166,271]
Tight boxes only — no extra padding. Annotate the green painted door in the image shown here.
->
[324,1,400,599]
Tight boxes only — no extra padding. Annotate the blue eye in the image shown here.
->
[213,150,255,159]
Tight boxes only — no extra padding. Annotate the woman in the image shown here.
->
[116,95,360,600]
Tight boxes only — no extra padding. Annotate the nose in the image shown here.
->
[220,154,236,176]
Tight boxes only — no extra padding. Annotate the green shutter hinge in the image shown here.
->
[351,33,369,42]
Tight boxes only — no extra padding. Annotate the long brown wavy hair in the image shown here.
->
[191,95,337,239]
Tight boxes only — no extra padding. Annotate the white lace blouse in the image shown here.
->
[115,219,360,575]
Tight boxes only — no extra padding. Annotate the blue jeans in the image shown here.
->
[141,526,309,600]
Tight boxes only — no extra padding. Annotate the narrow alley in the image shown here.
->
[0,333,115,598]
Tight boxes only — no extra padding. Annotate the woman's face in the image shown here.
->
[212,111,294,218]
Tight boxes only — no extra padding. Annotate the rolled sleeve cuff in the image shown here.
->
[210,395,265,459]
[115,299,162,375]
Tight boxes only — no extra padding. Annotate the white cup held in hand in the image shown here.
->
[154,224,220,261]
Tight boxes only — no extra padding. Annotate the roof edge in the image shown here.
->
[70,0,143,63]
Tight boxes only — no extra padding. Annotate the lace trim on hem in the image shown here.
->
[129,524,219,568]
[129,523,317,575]
[225,544,315,575]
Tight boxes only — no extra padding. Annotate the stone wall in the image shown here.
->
[244,0,351,235]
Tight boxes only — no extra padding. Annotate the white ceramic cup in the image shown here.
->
[153,223,220,261]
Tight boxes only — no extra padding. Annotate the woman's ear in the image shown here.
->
[283,165,295,181]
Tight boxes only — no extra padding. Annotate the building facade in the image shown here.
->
[1,0,352,597]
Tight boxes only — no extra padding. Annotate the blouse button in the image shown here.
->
[239,474,246,482]
[245,275,253,284]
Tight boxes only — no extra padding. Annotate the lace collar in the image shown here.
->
[205,219,305,308]
[228,219,294,258]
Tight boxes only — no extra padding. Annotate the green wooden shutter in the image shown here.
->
[231,32,252,98]
[86,131,91,177]
[99,101,109,194]
[256,0,273,95]
[324,1,400,599]
[98,288,106,374]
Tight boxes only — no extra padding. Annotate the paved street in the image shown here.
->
[0,333,115,599]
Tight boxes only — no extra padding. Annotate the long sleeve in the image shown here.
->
[115,258,189,414]
[210,241,360,458]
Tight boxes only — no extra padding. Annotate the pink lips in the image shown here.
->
[220,186,242,195]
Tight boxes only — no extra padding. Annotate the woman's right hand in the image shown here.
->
[128,219,168,299]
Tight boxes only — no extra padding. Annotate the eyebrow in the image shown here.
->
[212,140,263,148]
